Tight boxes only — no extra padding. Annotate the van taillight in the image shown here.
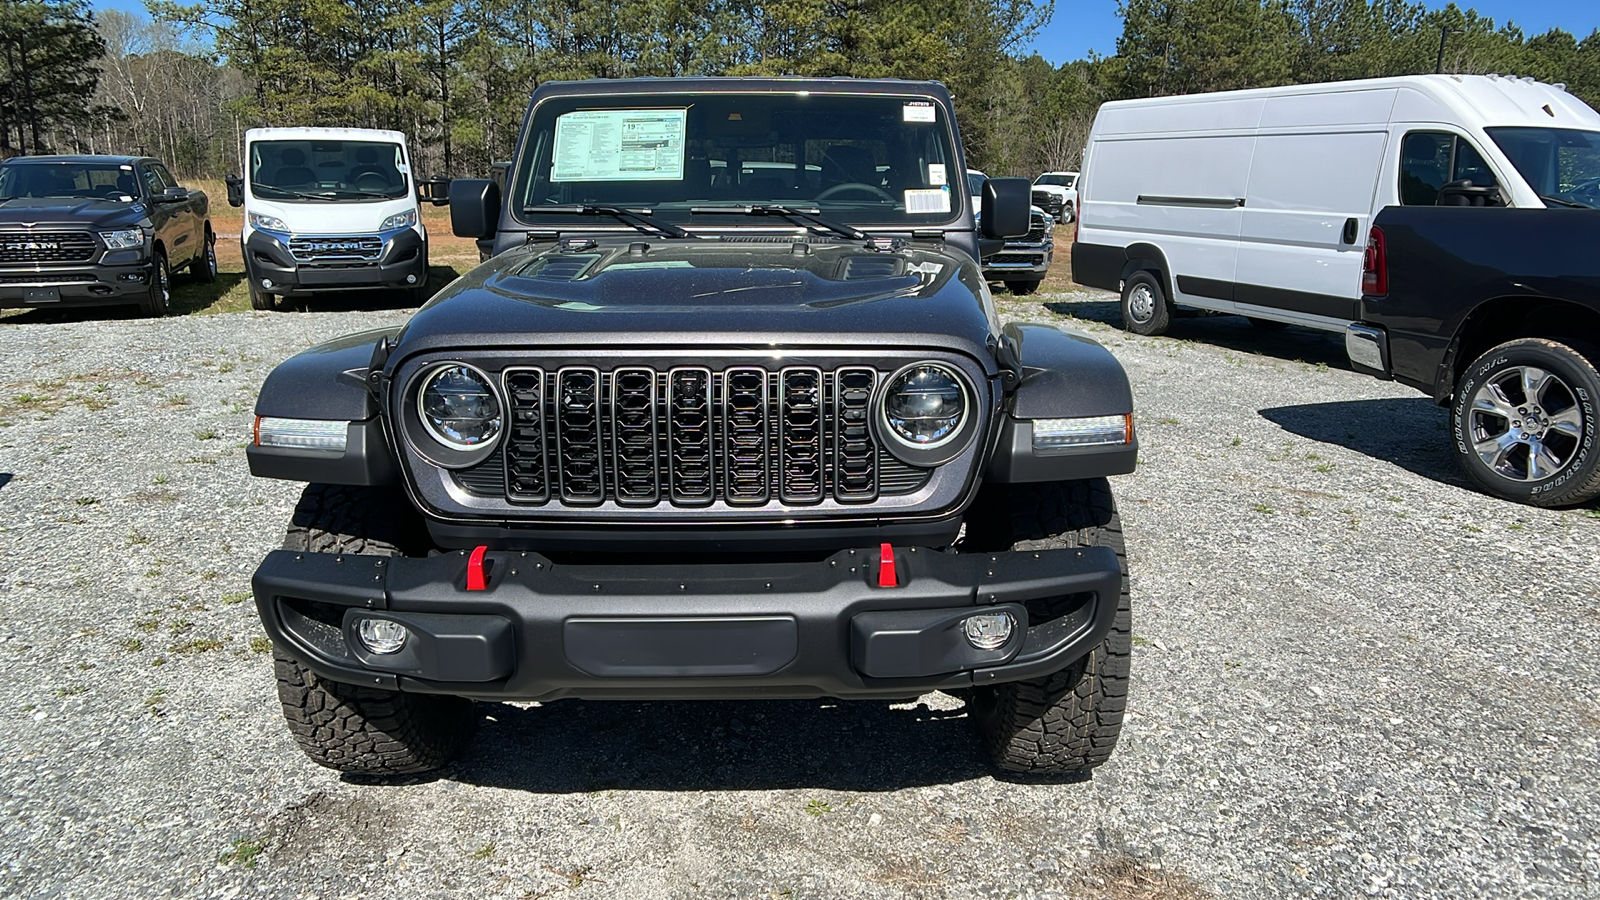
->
[1362,226,1387,297]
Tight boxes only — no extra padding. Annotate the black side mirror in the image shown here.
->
[417,175,451,207]
[224,174,243,208]
[450,178,501,239]
[157,185,188,203]
[981,177,1031,239]
[1437,179,1503,207]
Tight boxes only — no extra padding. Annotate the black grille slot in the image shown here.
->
[1024,212,1048,243]
[504,368,548,501]
[610,367,659,504]
[833,367,877,501]
[878,451,932,495]
[669,368,715,505]
[0,231,96,263]
[455,458,507,495]
[780,367,824,503]
[722,367,769,504]
[556,368,603,503]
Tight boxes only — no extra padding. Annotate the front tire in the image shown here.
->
[1006,279,1042,296]
[962,480,1131,775]
[248,273,276,311]
[271,484,474,774]
[138,249,170,317]
[1450,339,1600,507]
[1120,270,1171,336]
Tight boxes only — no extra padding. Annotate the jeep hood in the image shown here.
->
[394,239,1000,365]
[0,197,148,230]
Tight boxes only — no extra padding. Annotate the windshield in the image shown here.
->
[1487,127,1600,208]
[0,163,140,201]
[966,172,987,197]
[248,139,409,201]
[1034,174,1075,188]
[511,92,960,227]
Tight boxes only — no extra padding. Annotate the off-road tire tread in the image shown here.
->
[970,479,1131,775]
[273,484,471,774]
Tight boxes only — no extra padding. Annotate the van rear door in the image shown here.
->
[1235,90,1395,327]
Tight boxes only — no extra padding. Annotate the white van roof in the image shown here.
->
[1094,75,1600,135]
[244,126,409,144]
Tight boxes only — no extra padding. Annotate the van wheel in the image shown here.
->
[1450,339,1600,507]
[248,278,276,311]
[1006,280,1041,296]
[1120,271,1170,336]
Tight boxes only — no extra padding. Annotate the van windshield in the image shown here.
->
[1035,174,1075,188]
[510,92,961,227]
[249,140,409,202]
[1487,127,1600,208]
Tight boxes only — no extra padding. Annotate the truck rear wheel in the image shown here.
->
[961,480,1131,775]
[1451,338,1600,507]
[191,229,218,283]
[271,484,474,774]
[1120,271,1170,336]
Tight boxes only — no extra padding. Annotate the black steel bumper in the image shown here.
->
[253,544,1122,701]
[0,258,152,308]
[982,241,1054,281]
[243,229,426,294]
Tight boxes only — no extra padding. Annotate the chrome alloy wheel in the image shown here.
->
[1469,365,1586,482]
[1126,283,1156,324]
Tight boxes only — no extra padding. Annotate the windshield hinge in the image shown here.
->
[867,235,906,252]
[525,230,560,244]
[911,230,945,242]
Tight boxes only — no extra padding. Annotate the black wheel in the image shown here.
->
[960,479,1131,775]
[271,484,473,774]
[1450,339,1600,507]
[1006,280,1042,296]
[191,229,218,283]
[138,249,171,317]
[1120,270,1171,336]
[1247,317,1288,330]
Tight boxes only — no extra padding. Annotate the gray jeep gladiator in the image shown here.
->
[247,77,1138,776]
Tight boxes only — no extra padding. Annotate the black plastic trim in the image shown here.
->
[1069,241,1124,293]
[985,418,1137,483]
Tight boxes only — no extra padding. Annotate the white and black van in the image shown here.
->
[1072,74,1600,335]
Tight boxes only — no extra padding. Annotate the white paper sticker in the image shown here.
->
[904,188,951,214]
[903,102,937,123]
[927,163,946,186]
[553,109,687,182]
[395,162,410,174]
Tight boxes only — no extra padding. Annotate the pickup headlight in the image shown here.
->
[418,363,501,451]
[380,209,418,231]
[99,229,143,250]
[248,212,288,232]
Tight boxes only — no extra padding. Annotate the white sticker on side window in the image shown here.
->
[903,102,937,123]
[927,163,946,186]
[553,108,687,182]
[904,188,950,214]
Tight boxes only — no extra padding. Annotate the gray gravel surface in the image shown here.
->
[1,292,1596,899]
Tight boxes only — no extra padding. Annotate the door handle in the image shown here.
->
[1342,217,1359,245]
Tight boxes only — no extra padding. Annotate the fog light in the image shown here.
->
[405,274,418,284]
[356,618,408,655]
[261,278,273,289]
[964,612,1014,650]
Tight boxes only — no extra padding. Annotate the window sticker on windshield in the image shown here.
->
[903,102,937,123]
[927,163,947,186]
[904,188,950,214]
[553,109,688,182]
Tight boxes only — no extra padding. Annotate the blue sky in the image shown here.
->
[92,0,1600,67]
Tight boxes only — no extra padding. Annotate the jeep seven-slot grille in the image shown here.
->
[468,365,934,507]
[0,231,97,264]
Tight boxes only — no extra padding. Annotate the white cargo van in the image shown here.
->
[1072,74,1600,335]
[225,127,431,310]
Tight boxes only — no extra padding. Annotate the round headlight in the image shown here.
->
[417,364,501,451]
[882,363,967,449]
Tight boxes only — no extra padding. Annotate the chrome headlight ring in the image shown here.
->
[874,361,980,467]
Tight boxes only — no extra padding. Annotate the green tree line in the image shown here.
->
[2,0,1599,180]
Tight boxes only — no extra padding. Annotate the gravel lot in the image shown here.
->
[1,291,1596,899]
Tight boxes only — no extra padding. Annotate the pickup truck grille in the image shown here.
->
[287,235,382,262]
[458,364,934,507]
[0,231,96,264]
[1024,212,1049,244]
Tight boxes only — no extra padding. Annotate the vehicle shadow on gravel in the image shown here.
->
[1043,299,1351,368]
[425,697,1020,792]
[1260,398,1468,488]
[0,473,10,491]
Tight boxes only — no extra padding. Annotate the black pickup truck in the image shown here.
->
[0,155,215,315]
[1348,207,1599,507]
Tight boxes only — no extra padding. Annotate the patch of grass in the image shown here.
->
[56,684,86,697]
[1229,436,1242,447]
[804,799,833,817]
[1462,524,1483,533]
[1131,635,1152,648]
[1251,503,1275,515]
[185,455,218,465]
[120,638,142,652]
[249,636,272,654]
[221,591,251,605]
[217,361,235,374]
[219,838,265,869]
[1155,416,1180,426]
[1584,508,1600,520]
[1313,462,1334,473]
[172,637,225,654]
[74,496,96,506]
[167,619,193,635]
[162,394,190,408]
[135,619,160,633]
[126,528,150,546]
[470,842,495,860]
[153,474,171,485]
[193,427,220,441]
[144,688,167,706]
[1080,852,1213,900]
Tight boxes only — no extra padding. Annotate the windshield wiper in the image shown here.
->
[689,204,869,240]
[256,186,338,202]
[521,204,694,239]
[1539,194,1589,209]
[331,189,400,200]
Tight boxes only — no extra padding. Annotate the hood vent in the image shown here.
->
[838,255,901,280]
[718,235,831,244]
[523,254,599,281]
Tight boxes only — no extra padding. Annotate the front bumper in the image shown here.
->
[253,544,1121,701]
[0,259,152,308]
[983,241,1054,280]
[244,228,426,294]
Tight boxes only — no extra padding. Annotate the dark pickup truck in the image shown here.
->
[0,155,215,315]
[1348,207,1599,507]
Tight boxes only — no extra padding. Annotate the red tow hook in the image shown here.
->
[466,545,489,591]
[877,543,898,588]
